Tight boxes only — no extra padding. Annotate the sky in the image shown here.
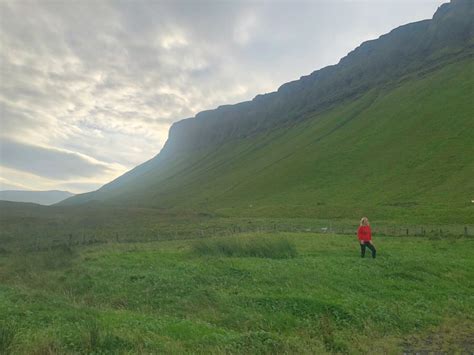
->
[0,0,445,194]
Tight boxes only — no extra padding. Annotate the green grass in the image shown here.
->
[0,323,16,354]
[0,232,472,353]
[65,56,474,225]
[192,235,297,259]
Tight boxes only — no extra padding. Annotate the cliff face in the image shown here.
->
[159,0,473,157]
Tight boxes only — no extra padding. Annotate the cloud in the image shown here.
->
[0,176,32,191]
[0,138,120,180]
[0,166,107,194]
[0,0,445,192]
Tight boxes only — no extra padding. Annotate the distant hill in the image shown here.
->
[60,0,474,224]
[0,190,74,205]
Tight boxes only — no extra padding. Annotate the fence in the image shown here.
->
[8,221,472,253]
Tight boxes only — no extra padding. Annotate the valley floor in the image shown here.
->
[0,232,473,353]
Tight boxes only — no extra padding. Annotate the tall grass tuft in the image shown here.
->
[88,322,101,351]
[79,322,134,353]
[319,314,347,352]
[192,236,297,259]
[9,245,77,274]
[42,245,77,270]
[0,323,16,354]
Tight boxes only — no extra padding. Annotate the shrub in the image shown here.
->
[192,236,297,259]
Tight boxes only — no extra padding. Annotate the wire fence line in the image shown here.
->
[4,222,471,253]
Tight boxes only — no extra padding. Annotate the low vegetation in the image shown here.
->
[0,232,472,353]
[0,323,16,354]
[192,235,297,259]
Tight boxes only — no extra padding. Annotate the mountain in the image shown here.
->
[60,0,474,224]
[0,190,74,205]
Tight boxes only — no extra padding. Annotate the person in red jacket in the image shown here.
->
[358,217,376,258]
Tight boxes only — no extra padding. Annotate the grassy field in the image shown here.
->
[1,201,472,252]
[1,232,473,353]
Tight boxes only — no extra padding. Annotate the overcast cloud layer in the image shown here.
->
[0,0,444,193]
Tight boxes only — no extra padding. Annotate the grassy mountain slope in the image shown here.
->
[63,57,473,224]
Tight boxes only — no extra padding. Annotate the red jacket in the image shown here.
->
[358,225,372,241]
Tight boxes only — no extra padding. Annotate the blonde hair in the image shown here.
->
[360,217,369,226]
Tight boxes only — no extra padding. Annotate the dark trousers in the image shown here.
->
[360,242,376,258]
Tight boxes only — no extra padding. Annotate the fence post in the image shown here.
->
[465,226,468,237]
[406,228,409,236]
